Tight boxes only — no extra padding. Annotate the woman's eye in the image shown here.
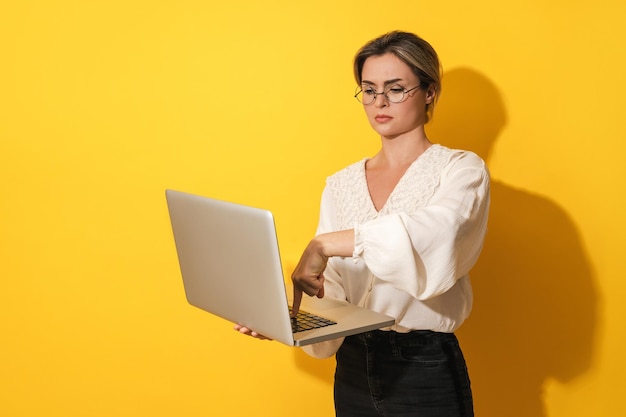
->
[363,88,376,95]
[388,87,404,94]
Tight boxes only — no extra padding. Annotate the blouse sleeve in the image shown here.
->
[353,151,490,300]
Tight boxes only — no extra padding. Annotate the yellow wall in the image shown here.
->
[1,1,624,416]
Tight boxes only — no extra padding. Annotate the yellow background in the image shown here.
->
[1,1,624,416]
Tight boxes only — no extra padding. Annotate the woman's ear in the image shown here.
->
[425,85,436,104]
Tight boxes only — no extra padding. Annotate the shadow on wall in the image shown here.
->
[428,67,600,417]
[290,67,600,417]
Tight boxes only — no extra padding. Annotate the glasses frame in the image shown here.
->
[354,84,421,105]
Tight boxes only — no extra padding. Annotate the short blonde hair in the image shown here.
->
[353,31,442,123]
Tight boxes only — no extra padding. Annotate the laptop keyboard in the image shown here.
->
[290,309,337,333]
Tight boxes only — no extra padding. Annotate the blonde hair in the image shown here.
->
[353,31,442,122]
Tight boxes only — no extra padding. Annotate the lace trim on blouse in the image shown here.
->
[326,144,453,230]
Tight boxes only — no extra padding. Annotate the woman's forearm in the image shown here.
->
[315,229,355,258]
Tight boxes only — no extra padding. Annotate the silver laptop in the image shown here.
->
[165,189,394,347]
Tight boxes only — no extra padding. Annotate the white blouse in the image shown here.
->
[303,144,490,358]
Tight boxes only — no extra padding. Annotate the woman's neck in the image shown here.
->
[374,131,432,168]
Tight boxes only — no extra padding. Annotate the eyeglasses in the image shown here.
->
[354,84,421,105]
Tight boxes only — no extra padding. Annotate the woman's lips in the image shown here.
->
[375,114,393,123]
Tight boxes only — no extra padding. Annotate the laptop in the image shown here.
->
[165,189,395,347]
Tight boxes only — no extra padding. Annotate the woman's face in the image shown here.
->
[360,53,433,139]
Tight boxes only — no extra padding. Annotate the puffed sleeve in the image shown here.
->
[352,151,490,300]
[301,186,346,359]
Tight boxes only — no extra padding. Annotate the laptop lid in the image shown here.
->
[165,189,394,346]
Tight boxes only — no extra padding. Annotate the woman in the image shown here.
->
[238,30,489,417]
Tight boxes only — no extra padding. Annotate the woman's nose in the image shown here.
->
[374,92,388,107]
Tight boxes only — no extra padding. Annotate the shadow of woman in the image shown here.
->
[427,68,600,417]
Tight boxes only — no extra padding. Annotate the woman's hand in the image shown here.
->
[290,230,354,315]
[233,324,272,340]
[291,238,329,317]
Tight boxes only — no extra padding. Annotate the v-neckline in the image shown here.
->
[362,144,437,214]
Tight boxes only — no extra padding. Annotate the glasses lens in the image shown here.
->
[385,85,405,103]
[355,85,376,104]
